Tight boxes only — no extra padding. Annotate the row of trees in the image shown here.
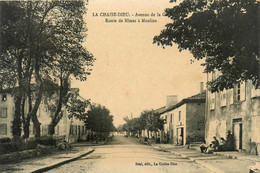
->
[120,110,164,138]
[0,1,94,140]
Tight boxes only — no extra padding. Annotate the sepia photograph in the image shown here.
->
[0,0,259,172]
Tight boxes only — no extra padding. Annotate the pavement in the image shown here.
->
[0,143,96,173]
[152,143,260,173]
[47,135,212,173]
[1,138,259,173]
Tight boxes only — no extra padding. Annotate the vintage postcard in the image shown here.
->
[0,0,259,172]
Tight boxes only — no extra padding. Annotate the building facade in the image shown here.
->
[205,72,260,155]
[0,88,87,143]
[160,91,206,145]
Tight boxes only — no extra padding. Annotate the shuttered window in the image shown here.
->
[0,108,7,118]
[0,124,7,135]
[220,89,227,107]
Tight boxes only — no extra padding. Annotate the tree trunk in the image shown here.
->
[12,53,23,140]
[48,123,55,136]
[23,92,32,138]
[23,120,30,138]
[21,96,30,139]
[13,95,22,140]
[30,83,43,138]
[49,73,69,136]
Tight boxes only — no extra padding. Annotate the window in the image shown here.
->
[0,124,7,135]
[0,108,7,118]
[165,115,167,123]
[2,94,7,101]
[170,114,173,123]
[229,89,234,105]
[235,82,246,102]
[220,89,227,107]
[70,125,73,135]
[209,92,215,110]
[70,125,78,135]
[81,126,85,135]
[178,111,181,121]
[251,85,260,98]
[237,83,241,101]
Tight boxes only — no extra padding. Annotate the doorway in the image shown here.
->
[177,127,184,145]
[233,118,242,150]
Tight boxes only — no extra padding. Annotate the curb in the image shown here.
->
[213,152,237,160]
[169,150,224,173]
[31,149,95,173]
[152,145,224,173]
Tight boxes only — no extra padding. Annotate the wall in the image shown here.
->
[186,102,205,144]
[0,93,14,138]
[0,92,85,143]
[166,104,186,145]
[205,80,260,155]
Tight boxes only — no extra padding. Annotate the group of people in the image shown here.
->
[200,131,234,154]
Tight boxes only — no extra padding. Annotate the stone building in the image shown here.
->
[205,71,260,155]
[0,88,87,143]
[159,86,206,145]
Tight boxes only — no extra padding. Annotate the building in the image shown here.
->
[0,89,14,139]
[0,88,87,143]
[159,83,206,145]
[205,71,260,155]
[160,91,206,145]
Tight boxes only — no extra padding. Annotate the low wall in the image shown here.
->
[0,146,56,164]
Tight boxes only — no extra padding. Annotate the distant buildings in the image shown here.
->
[0,88,86,143]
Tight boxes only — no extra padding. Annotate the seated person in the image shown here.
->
[211,136,219,151]
[200,144,207,153]
[218,137,227,151]
[205,144,215,154]
[200,136,220,153]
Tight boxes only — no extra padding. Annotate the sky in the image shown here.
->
[72,0,207,126]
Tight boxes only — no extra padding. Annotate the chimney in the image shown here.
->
[200,82,204,93]
[166,95,178,109]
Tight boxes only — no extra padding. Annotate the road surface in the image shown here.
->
[48,135,210,173]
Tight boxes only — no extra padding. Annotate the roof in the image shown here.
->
[154,106,166,114]
[166,91,206,112]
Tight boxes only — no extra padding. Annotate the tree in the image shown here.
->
[85,104,115,141]
[140,110,164,138]
[0,1,94,138]
[66,96,90,120]
[154,0,259,92]
[123,116,142,136]
[116,124,124,132]
[122,110,164,138]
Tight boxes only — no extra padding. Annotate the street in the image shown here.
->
[48,135,210,173]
